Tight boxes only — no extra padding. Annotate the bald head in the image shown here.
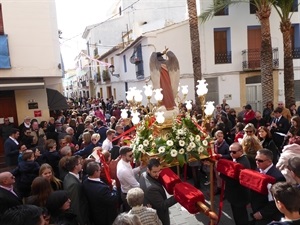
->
[0,172,15,187]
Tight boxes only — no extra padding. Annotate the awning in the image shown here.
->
[46,88,69,110]
[0,78,45,91]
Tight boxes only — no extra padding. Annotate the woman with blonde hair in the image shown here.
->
[242,135,262,169]
[39,163,63,191]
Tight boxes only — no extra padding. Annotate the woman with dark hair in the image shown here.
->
[286,116,300,145]
[234,122,245,143]
[263,101,274,126]
[228,108,237,128]
[39,121,48,133]
[46,190,77,225]
[289,103,298,117]
[39,163,63,191]
[26,176,53,207]
[258,126,279,164]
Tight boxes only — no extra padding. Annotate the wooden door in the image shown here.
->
[0,91,18,167]
[248,27,261,68]
[214,30,227,64]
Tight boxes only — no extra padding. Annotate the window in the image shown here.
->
[135,44,144,79]
[214,28,231,64]
[249,0,258,14]
[0,4,4,35]
[206,78,219,104]
[123,55,127,72]
[291,0,298,12]
[0,35,11,68]
[291,24,300,59]
[214,0,229,16]
[295,80,300,101]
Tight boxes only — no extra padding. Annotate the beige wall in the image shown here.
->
[239,70,279,108]
[1,0,61,78]
[15,89,50,125]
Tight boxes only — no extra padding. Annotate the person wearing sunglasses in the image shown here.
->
[117,146,142,212]
[250,149,285,225]
[220,143,251,225]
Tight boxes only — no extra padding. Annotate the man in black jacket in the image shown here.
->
[139,158,177,225]
[220,143,251,225]
[83,161,118,225]
[270,107,290,149]
[0,172,22,216]
[251,149,286,225]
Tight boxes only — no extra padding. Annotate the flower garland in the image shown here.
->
[132,114,213,166]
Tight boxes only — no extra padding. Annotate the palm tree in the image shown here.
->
[272,0,297,107]
[187,0,202,110]
[200,0,274,107]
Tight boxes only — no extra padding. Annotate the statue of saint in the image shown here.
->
[149,49,180,121]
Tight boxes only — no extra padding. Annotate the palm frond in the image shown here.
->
[273,0,295,20]
[199,0,248,23]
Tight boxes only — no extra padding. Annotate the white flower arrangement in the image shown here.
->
[132,115,212,166]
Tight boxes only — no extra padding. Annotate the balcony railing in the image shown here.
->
[215,51,232,64]
[242,48,279,70]
[293,48,300,59]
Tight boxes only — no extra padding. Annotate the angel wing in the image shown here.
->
[149,52,161,90]
[165,51,180,99]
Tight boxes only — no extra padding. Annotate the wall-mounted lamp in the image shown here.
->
[109,65,120,78]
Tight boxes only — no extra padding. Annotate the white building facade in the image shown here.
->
[79,0,300,112]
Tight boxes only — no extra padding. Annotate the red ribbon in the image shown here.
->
[96,150,112,188]
[216,179,225,225]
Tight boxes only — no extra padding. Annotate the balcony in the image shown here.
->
[81,81,87,87]
[102,70,111,82]
[242,48,279,70]
[215,51,232,64]
[293,48,300,59]
[96,72,101,83]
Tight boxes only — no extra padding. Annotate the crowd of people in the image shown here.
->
[0,97,300,225]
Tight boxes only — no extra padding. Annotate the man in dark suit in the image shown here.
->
[0,172,22,215]
[63,155,90,225]
[249,111,266,130]
[83,161,118,225]
[4,128,20,167]
[250,149,286,225]
[139,158,177,225]
[270,107,290,149]
[220,143,251,225]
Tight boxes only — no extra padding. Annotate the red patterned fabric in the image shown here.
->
[174,182,204,214]
[159,168,181,195]
[216,159,244,179]
[239,169,276,194]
